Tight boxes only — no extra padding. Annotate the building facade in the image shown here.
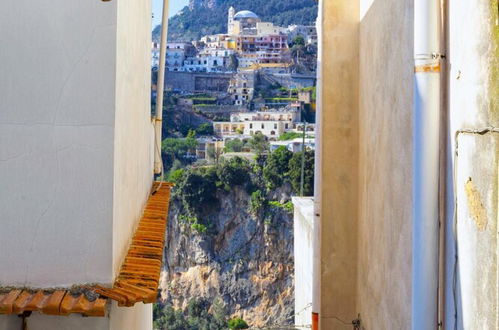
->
[305,1,499,329]
[213,110,301,139]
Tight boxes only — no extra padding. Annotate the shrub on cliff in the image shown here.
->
[228,318,249,329]
[217,157,251,190]
[174,168,218,214]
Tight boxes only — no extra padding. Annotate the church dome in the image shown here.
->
[233,10,259,20]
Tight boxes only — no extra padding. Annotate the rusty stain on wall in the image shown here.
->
[465,177,488,230]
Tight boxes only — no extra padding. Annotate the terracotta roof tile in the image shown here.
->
[93,182,171,307]
[0,181,172,317]
[0,289,105,317]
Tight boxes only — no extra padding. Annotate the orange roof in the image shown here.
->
[0,289,107,317]
[95,182,171,307]
[0,182,171,317]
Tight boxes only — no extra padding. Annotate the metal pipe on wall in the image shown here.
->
[154,0,170,175]
[412,0,443,328]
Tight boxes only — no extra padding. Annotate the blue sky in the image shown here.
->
[152,0,189,27]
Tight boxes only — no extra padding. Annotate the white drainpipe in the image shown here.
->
[412,0,442,329]
[154,0,170,175]
[311,1,323,329]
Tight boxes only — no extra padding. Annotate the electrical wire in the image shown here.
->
[451,126,498,330]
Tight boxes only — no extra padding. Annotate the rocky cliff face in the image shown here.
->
[159,185,294,327]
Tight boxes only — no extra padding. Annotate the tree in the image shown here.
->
[207,144,222,163]
[217,157,251,190]
[292,35,305,46]
[247,132,269,155]
[224,138,244,152]
[196,123,214,136]
[174,169,218,215]
[168,169,185,183]
[263,146,293,189]
[288,149,315,196]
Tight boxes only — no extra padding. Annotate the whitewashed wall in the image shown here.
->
[445,1,498,328]
[0,0,118,288]
[0,0,155,329]
[292,197,314,329]
[112,0,155,279]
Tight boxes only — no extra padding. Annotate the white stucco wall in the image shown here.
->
[110,302,153,330]
[0,0,155,288]
[0,0,117,287]
[1,314,110,330]
[112,0,155,279]
[357,0,413,328]
[445,1,498,328]
[292,197,314,329]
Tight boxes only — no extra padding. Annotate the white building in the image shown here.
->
[270,138,315,152]
[166,42,196,72]
[286,25,318,46]
[229,71,256,105]
[181,48,235,73]
[0,2,170,330]
[214,110,301,140]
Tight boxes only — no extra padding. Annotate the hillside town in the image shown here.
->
[153,7,317,165]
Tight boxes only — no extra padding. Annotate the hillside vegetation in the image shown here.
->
[155,0,318,41]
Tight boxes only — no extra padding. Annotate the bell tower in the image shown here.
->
[228,6,235,34]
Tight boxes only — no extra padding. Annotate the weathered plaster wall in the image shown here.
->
[110,302,153,330]
[112,0,155,279]
[292,197,314,328]
[357,0,413,328]
[445,1,499,328]
[1,313,109,330]
[319,1,360,328]
[0,0,117,287]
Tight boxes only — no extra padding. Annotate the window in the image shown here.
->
[250,123,253,129]
[274,123,277,129]
[261,123,264,129]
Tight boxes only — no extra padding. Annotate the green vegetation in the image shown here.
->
[263,146,293,189]
[196,123,214,136]
[278,132,303,141]
[172,147,314,230]
[250,190,266,214]
[288,149,315,196]
[174,166,219,216]
[191,223,208,234]
[217,157,251,190]
[228,318,249,329]
[269,200,294,213]
[153,298,229,330]
[247,132,269,154]
[266,97,298,102]
[168,169,185,183]
[162,130,198,169]
[161,0,319,42]
[224,138,244,152]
